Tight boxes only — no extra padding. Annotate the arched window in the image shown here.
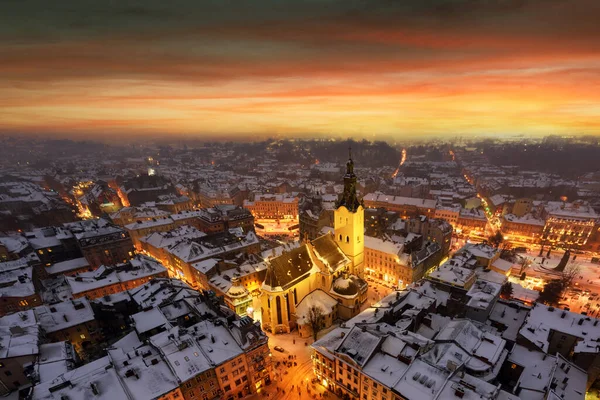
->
[339,234,342,241]
[293,288,298,305]
[346,236,350,243]
[322,276,326,287]
[276,296,282,325]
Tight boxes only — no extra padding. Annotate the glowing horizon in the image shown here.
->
[2,1,600,140]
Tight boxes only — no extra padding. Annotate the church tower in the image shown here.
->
[334,147,364,277]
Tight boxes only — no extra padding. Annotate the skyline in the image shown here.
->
[2,0,600,140]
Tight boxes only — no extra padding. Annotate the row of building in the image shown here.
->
[0,278,272,400]
[310,242,598,400]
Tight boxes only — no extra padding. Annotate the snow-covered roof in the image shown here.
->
[167,230,258,264]
[141,225,205,249]
[520,303,600,354]
[0,259,35,298]
[45,257,90,275]
[544,201,598,220]
[150,327,213,382]
[491,258,515,274]
[503,213,545,226]
[487,300,530,342]
[361,345,409,389]
[461,243,498,260]
[364,235,404,255]
[66,255,167,295]
[64,218,126,241]
[393,358,448,400]
[191,258,220,275]
[296,289,338,321]
[34,298,95,333]
[410,281,451,307]
[23,226,73,249]
[128,278,195,309]
[0,310,39,359]
[335,325,383,368]
[131,308,170,334]
[364,193,437,210]
[466,279,501,311]
[37,342,76,384]
[508,344,586,400]
[435,319,506,374]
[32,356,129,400]
[108,338,179,400]
[125,217,175,231]
[193,319,244,365]
[0,235,30,254]
[429,262,475,288]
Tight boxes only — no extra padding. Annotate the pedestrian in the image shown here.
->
[293,339,296,344]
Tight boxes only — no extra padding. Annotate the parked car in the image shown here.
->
[273,346,285,353]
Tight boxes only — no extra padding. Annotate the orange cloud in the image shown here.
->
[1,0,599,139]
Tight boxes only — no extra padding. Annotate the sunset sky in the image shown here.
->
[2,0,600,141]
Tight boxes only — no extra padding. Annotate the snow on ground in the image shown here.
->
[520,249,600,284]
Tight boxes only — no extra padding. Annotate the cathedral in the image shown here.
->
[260,150,368,336]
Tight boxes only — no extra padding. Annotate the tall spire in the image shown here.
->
[337,144,362,212]
[346,144,354,175]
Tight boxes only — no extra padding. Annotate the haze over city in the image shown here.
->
[3,2,600,400]
[2,0,600,141]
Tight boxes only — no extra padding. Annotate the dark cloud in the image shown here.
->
[0,0,599,138]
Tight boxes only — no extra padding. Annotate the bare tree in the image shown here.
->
[307,305,325,341]
[519,257,532,276]
[561,262,581,289]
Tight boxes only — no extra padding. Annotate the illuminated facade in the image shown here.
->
[244,194,299,220]
[364,238,410,288]
[334,151,364,278]
[260,151,367,334]
[541,201,598,248]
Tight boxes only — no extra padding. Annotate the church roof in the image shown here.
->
[263,245,314,291]
[262,233,350,292]
[332,274,367,296]
[311,234,349,272]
